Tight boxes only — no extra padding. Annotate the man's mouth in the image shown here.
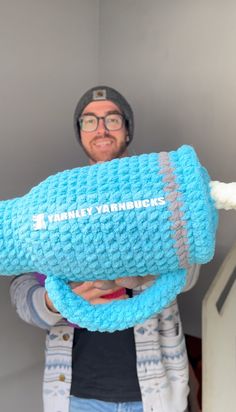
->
[93,137,115,148]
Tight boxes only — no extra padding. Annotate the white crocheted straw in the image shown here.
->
[210,181,236,210]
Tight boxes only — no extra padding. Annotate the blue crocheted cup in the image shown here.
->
[0,145,218,331]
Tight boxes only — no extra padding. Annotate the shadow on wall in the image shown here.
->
[0,362,44,412]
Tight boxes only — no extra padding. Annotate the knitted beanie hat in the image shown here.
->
[73,85,134,145]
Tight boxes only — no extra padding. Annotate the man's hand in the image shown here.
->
[45,275,155,313]
[94,275,155,290]
[45,281,128,313]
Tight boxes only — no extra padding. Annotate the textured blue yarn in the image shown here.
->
[0,145,218,331]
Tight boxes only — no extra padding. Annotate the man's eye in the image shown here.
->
[107,117,119,124]
[84,118,96,124]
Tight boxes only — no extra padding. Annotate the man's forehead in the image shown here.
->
[82,100,121,115]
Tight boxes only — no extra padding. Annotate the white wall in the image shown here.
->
[0,0,99,200]
[99,0,236,337]
[0,1,99,411]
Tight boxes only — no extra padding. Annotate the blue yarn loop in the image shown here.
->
[0,145,218,331]
[45,270,187,332]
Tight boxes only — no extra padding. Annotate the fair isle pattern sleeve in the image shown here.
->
[134,299,188,412]
[43,324,73,412]
[133,265,199,412]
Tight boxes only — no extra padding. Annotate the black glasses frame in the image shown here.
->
[79,113,125,132]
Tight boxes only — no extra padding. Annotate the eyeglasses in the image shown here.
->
[79,113,125,132]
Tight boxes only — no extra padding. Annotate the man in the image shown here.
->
[10,86,200,412]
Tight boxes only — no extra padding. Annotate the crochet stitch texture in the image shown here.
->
[0,145,218,331]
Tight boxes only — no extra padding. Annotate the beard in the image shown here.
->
[82,135,128,164]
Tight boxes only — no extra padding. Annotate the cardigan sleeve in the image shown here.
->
[182,264,201,292]
[10,273,63,330]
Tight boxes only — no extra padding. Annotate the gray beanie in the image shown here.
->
[73,85,134,145]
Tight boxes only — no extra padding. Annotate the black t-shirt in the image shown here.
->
[71,326,142,402]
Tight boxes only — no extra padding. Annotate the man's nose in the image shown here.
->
[96,118,106,134]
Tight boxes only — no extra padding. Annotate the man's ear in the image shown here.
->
[126,135,130,143]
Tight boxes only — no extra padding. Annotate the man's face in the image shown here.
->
[80,100,128,164]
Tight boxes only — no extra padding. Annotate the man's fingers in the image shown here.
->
[115,275,155,288]
[71,283,124,301]
[70,281,92,291]
[70,275,156,299]
[93,280,117,290]
[115,277,141,288]
[82,286,123,301]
